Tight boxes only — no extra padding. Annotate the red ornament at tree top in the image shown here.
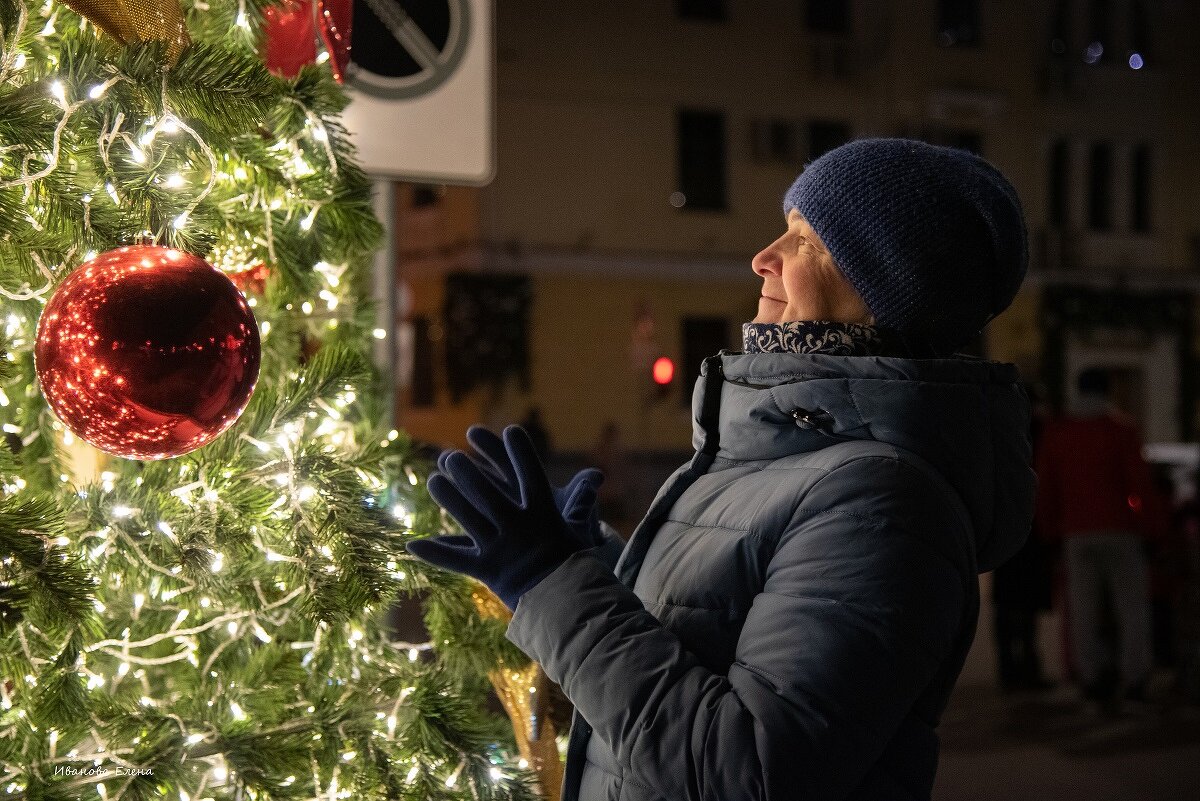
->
[35,246,261,460]
[262,0,353,82]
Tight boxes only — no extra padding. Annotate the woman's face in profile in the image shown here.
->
[750,210,872,326]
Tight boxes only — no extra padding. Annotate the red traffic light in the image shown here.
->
[652,356,675,385]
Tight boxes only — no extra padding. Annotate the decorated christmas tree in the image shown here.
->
[0,1,550,798]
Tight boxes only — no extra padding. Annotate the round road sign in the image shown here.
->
[350,0,471,100]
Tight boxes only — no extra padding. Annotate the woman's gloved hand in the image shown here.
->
[442,425,606,547]
[407,425,604,610]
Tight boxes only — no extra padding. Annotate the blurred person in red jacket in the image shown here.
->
[1035,367,1163,707]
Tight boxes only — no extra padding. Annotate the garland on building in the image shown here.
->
[0,1,543,798]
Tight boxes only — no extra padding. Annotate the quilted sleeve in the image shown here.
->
[507,456,972,801]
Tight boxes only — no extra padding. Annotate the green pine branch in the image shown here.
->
[1,2,541,798]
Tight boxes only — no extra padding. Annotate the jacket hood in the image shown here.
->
[691,352,1035,573]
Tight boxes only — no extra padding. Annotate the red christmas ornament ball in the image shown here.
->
[35,246,261,460]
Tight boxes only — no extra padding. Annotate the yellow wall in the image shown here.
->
[397,263,1041,454]
[518,272,757,453]
[986,286,1043,379]
[397,268,758,453]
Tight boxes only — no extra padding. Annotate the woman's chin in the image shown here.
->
[754,298,787,324]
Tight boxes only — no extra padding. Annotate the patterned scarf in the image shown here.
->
[741,320,930,357]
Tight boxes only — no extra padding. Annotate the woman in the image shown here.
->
[409,138,1036,801]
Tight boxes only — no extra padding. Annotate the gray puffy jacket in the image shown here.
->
[508,351,1036,801]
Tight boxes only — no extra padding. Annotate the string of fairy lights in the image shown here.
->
[0,2,538,798]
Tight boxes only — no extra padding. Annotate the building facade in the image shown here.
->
[392,0,1200,455]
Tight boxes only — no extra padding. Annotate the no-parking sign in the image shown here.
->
[342,0,494,185]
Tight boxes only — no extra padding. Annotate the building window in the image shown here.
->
[806,0,849,34]
[1130,0,1150,60]
[1049,0,1070,56]
[681,317,730,406]
[410,316,436,407]
[678,0,725,21]
[1085,0,1111,63]
[1087,142,1113,231]
[1048,139,1070,228]
[1131,144,1151,232]
[808,120,851,161]
[937,0,981,47]
[411,185,441,207]
[751,119,799,163]
[677,110,728,211]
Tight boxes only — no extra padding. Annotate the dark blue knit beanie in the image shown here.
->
[783,138,1028,355]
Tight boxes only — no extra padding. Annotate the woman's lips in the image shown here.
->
[760,295,785,304]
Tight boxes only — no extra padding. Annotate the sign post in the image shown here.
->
[343,0,495,185]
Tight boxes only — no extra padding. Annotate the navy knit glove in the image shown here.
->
[440,425,606,547]
[408,426,602,610]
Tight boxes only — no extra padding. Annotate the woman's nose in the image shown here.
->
[752,245,781,277]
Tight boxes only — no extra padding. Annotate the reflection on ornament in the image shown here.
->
[260,0,353,83]
[226,262,271,295]
[316,0,352,83]
[262,0,318,79]
[35,246,260,460]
